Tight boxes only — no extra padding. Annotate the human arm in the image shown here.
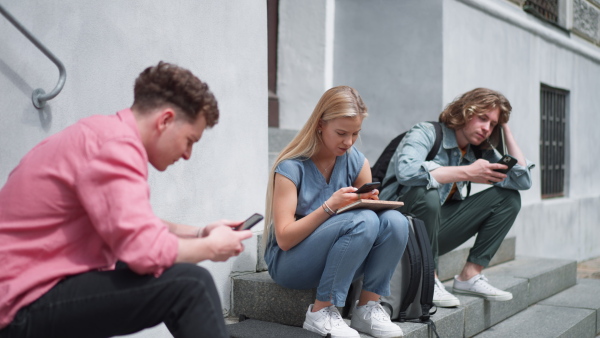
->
[163,219,201,238]
[163,218,252,262]
[430,124,531,187]
[175,221,252,263]
[272,173,360,251]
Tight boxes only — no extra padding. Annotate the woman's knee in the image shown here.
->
[349,209,381,240]
[378,210,409,242]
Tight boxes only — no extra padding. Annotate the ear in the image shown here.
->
[318,119,324,130]
[156,109,176,133]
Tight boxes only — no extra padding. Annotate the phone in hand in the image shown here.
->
[494,155,518,174]
[354,182,381,194]
[236,213,264,231]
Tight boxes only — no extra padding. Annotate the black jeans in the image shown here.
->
[0,263,228,338]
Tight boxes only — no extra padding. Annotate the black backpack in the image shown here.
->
[371,122,443,195]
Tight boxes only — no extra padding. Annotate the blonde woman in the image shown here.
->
[264,86,408,338]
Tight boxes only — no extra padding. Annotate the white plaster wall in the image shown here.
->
[333,0,444,163]
[444,0,600,261]
[277,0,330,129]
[0,1,267,335]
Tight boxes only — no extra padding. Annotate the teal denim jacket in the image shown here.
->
[379,122,534,204]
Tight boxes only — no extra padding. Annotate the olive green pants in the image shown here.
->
[397,186,521,270]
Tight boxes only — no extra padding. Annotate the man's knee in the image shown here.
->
[401,186,441,215]
[163,264,218,296]
[495,188,521,216]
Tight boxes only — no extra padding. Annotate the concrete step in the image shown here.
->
[230,255,576,337]
[472,278,600,337]
[268,127,299,169]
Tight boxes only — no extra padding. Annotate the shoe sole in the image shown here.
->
[303,322,359,338]
[351,322,404,338]
[432,298,460,307]
[453,289,513,301]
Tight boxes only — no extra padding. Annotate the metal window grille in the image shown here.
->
[524,0,559,23]
[540,84,568,198]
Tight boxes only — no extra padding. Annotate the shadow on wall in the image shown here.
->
[0,59,53,131]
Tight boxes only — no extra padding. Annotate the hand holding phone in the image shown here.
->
[236,213,264,231]
[494,155,518,174]
[354,182,381,194]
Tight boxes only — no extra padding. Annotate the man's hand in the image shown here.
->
[199,219,242,237]
[205,225,252,262]
[175,222,252,264]
[466,159,508,184]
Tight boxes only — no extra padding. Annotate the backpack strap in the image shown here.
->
[411,217,436,321]
[398,216,421,322]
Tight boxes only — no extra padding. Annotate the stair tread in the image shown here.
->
[232,256,580,337]
[473,303,595,337]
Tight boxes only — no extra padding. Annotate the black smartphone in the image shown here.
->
[237,213,264,231]
[494,155,518,174]
[354,182,381,194]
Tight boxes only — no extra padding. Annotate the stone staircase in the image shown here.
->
[226,128,600,337]
[229,234,600,337]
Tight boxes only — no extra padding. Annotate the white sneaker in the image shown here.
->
[303,304,359,338]
[350,300,403,338]
[433,278,460,307]
[453,274,513,301]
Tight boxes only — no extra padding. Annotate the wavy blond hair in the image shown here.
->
[263,86,368,247]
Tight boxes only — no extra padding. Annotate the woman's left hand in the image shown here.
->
[356,188,379,201]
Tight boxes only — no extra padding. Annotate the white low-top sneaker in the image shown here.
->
[350,300,403,338]
[453,274,513,301]
[303,304,359,338]
[433,278,460,307]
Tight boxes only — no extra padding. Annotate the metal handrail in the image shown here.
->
[0,3,66,109]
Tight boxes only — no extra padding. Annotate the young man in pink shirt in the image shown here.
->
[0,61,252,338]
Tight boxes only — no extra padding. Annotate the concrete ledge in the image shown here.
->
[232,271,315,327]
[474,304,595,338]
[539,278,600,335]
[228,319,321,338]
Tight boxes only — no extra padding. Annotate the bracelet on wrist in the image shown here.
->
[322,201,335,216]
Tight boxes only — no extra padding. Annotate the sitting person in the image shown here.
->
[379,88,533,308]
[0,61,252,338]
[263,86,409,338]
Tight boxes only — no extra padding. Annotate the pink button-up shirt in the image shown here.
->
[0,109,179,329]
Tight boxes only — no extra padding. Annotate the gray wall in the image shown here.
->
[334,0,444,161]
[0,2,268,334]
[444,0,600,261]
[276,0,600,262]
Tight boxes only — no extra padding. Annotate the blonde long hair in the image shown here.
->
[263,86,368,246]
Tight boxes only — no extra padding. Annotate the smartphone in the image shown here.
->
[237,213,264,231]
[494,155,518,174]
[354,182,381,194]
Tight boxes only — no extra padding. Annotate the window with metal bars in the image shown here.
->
[540,84,568,198]
[524,0,559,23]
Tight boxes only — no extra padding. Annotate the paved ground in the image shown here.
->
[577,256,600,279]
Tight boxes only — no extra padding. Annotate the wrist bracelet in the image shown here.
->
[322,201,335,216]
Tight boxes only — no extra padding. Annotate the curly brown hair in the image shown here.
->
[132,61,219,127]
[439,88,511,130]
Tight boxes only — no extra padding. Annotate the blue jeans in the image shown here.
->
[265,209,409,307]
[0,263,228,338]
